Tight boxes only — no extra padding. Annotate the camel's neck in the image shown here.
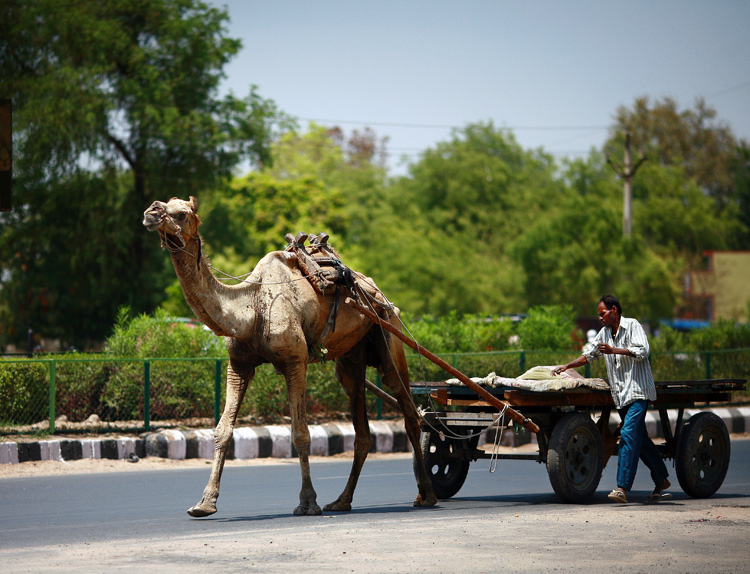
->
[169,236,255,338]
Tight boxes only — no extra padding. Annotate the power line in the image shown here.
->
[705,81,750,100]
[298,117,609,131]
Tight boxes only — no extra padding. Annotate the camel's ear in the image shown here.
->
[189,196,198,213]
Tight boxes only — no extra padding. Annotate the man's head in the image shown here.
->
[598,294,622,316]
[597,294,622,329]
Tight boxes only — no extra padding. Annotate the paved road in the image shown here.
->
[1,440,749,573]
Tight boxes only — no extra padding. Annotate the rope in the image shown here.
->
[160,231,329,287]
[489,403,509,473]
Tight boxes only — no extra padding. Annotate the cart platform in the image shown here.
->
[412,378,745,408]
[410,377,746,502]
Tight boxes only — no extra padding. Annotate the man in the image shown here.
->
[552,295,671,503]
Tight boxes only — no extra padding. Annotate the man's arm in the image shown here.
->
[551,355,588,376]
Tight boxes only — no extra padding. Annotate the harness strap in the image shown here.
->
[310,284,341,362]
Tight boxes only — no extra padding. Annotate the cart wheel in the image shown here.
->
[546,412,604,503]
[414,429,472,499]
[675,412,730,498]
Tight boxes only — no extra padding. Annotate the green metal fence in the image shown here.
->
[0,357,225,434]
[1,349,748,434]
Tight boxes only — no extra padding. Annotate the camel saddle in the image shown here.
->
[285,232,357,362]
[284,232,354,296]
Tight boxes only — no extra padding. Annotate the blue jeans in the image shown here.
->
[617,399,669,491]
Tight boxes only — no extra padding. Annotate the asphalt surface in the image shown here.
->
[1,441,749,573]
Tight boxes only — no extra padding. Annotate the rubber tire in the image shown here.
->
[675,412,730,498]
[546,412,604,503]
[414,429,471,499]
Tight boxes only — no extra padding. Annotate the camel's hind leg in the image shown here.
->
[188,360,252,517]
[324,346,371,512]
[376,315,438,507]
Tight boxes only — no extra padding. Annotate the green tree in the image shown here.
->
[397,122,559,242]
[158,123,391,318]
[201,172,348,264]
[351,122,559,316]
[610,97,746,235]
[0,0,283,347]
[731,141,750,247]
[633,162,740,254]
[266,123,390,253]
[512,154,683,323]
[0,170,173,347]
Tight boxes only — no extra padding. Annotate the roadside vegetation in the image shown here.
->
[2,309,748,428]
[2,1,749,353]
[1,2,749,427]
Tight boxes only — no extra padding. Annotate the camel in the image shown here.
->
[142,196,437,517]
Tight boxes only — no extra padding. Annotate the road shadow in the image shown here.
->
[195,491,750,523]
[446,489,750,507]
[203,503,442,523]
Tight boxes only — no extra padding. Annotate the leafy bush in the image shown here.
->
[240,364,289,420]
[146,360,216,419]
[0,362,49,425]
[105,307,226,358]
[5,305,749,431]
[55,359,113,421]
[687,320,750,350]
[517,305,580,351]
[96,309,225,420]
[401,310,517,353]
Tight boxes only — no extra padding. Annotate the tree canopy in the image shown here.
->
[0,0,747,351]
[610,96,748,239]
[0,0,284,346]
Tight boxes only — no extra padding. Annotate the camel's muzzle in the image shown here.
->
[143,201,169,231]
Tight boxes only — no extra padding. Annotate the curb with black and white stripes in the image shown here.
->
[0,420,411,465]
[2,407,749,465]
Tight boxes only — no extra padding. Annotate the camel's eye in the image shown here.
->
[175,212,187,221]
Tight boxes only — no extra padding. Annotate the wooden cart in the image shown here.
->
[410,378,746,503]
[343,296,745,503]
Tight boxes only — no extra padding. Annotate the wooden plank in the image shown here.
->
[503,390,614,408]
[429,389,449,405]
[429,391,493,408]
[653,392,732,407]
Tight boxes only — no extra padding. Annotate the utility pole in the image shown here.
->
[607,131,647,238]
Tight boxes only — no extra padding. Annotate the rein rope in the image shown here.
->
[160,230,323,286]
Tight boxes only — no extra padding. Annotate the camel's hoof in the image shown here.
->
[187,503,217,517]
[293,503,322,516]
[413,492,438,507]
[323,501,352,512]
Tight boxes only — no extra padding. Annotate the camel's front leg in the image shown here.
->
[187,361,251,517]
[284,363,322,516]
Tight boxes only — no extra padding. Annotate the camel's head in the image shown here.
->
[143,196,202,248]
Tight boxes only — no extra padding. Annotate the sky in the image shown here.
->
[208,0,750,175]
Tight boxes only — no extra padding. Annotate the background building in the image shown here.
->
[688,251,750,322]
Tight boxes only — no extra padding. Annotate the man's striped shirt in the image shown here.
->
[583,317,656,408]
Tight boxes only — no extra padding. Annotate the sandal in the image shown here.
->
[608,489,628,503]
[646,491,673,503]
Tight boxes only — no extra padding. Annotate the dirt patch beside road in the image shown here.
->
[0,445,542,478]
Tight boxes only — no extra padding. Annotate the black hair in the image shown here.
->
[599,294,622,316]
